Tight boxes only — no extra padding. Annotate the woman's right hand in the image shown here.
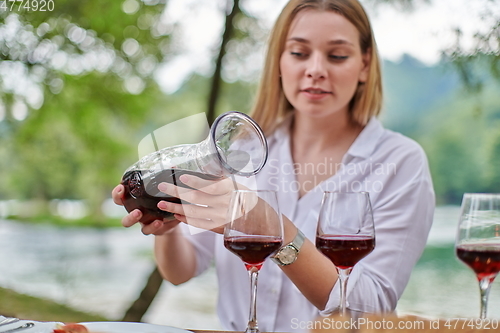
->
[111,184,181,236]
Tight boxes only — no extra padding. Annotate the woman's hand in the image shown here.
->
[111,184,181,236]
[157,175,244,234]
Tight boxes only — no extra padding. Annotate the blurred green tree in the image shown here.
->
[9,74,164,216]
[426,130,483,204]
[0,0,171,216]
[417,80,500,204]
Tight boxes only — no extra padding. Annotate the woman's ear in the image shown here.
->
[358,49,371,83]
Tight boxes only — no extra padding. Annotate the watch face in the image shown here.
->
[278,245,298,264]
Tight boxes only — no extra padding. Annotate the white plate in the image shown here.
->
[79,322,193,333]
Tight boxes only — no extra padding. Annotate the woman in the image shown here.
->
[113,0,435,331]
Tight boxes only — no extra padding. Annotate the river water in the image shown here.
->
[0,206,499,330]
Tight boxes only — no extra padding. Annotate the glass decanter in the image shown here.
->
[120,111,268,224]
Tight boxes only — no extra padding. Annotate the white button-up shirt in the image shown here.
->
[181,116,435,332]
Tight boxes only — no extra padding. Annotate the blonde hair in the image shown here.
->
[250,0,383,134]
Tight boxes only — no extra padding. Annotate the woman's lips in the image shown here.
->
[300,88,332,100]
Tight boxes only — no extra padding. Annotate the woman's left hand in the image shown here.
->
[157,174,245,234]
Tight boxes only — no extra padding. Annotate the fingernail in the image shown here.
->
[158,182,168,192]
[179,174,189,183]
[133,210,142,218]
[158,201,168,210]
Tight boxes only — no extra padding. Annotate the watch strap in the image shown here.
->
[291,228,305,251]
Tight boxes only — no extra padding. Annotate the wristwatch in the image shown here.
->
[271,229,306,266]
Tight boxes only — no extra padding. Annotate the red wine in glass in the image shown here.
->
[121,169,221,224]
[316,191,375,317]
[224,235,283,270]
[456,244,500,281]
[224,190,283,333]
[316,235,375,269]
[455,193,500,319]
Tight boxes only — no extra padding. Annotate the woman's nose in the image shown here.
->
[305,54,327,80]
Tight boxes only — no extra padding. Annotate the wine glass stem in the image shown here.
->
[478,276,493,319]
[337,267,352,317]
[246,266,259,333]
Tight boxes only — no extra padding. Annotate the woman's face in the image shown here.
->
[280,9,370,119]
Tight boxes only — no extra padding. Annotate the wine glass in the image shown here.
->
[316,191,375,317]
[224,190,284,333]
[455,193,500,319]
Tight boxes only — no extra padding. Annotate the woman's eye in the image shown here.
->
[291,52,306,58]
[329,55,348,60]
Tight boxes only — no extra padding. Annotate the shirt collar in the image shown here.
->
[345,116,384,159]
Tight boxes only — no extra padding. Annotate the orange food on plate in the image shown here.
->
[53,323,89,333]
